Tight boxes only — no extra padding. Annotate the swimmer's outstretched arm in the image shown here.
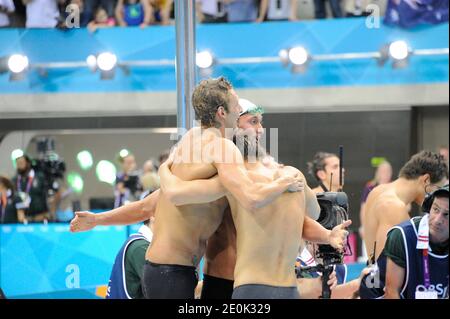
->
[302,218,352,251]
[213,138,303,212]
[70,190,160,232]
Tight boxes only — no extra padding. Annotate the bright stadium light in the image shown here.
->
[97,52,117,71]
[119,149,129,158]
[8,54,29,73]
[86,54,97,71]
[378,40,411,69]
[389,40,409,61]
[288,47,309,66]
[77,150,93,171]
[96,160,117,185]
[67,172,84,193]
[279,49,289,67]
[196,51,214,69]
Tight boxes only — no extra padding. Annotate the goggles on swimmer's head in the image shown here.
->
[239,98,264,117]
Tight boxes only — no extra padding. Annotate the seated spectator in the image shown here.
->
[0,175,26,224]
[0,0,15,27]
[226,0,263,23]
[196,0,228,23]
[313,0,343,19]
[81,0,115,27]
[148,0,173,25]
[87,5,115,32]
[115,0,151,27]
[258,0,298,22]
[22,0,65,28]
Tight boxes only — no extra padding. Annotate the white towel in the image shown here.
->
[138,224,153,243]
[299,248,317,266]
[416,214,429,250]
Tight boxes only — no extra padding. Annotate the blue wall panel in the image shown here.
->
[0,19,448,94]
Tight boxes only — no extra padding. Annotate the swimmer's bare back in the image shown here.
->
[228,163,306,288]
[146,128,229,267]
[362,183,410,261]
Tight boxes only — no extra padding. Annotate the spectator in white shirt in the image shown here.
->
[258,0,298,22]
[0,0,15,27]
[196,0,228,23]
[22,0,65,28]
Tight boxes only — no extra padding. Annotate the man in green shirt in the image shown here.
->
[106,217,154,299]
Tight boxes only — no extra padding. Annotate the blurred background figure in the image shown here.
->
[87,5,115,31]
[0,0,15,27]
[22,0,65,28]
[148,0,173,25]
[226,0,262,23]
[158,150,170,168]
[360,160,393,217]
[358,160,393,261]
[115,0,150,27]
[439,145,449,175]
[0,175,26,224]
[196,0,228,23]
[81,0,115,27]
[258,0,298,22]
[313,0,343,19]
[114,152,142,208]
[12,155,50,222]
[139,159,160,199]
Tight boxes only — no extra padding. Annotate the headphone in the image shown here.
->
[422,184,449,213]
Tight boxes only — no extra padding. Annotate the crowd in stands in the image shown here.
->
[0,0,388,29]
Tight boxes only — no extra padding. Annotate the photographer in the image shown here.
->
[12,155,50,223]
[114,153,143,208]
[384,185,448,299]
[308,151,344,194]
[359,151,448,298]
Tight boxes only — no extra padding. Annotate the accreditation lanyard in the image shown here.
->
[17,170,34,195]
[422,248,431,288]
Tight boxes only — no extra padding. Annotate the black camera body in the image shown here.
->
[33,137,66,194]
[297,191,350,299]
[315,191,350,264]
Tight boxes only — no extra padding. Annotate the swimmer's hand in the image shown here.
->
[328,219,352,251]
[283,173,304,193]
[70,211,96,232]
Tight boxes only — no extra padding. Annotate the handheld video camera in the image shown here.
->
[298,146,351,299]
[32,137,66,195]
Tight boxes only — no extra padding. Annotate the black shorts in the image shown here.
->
[142,260,198,299]
[232,284,300,299]
[201,274,234,299]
